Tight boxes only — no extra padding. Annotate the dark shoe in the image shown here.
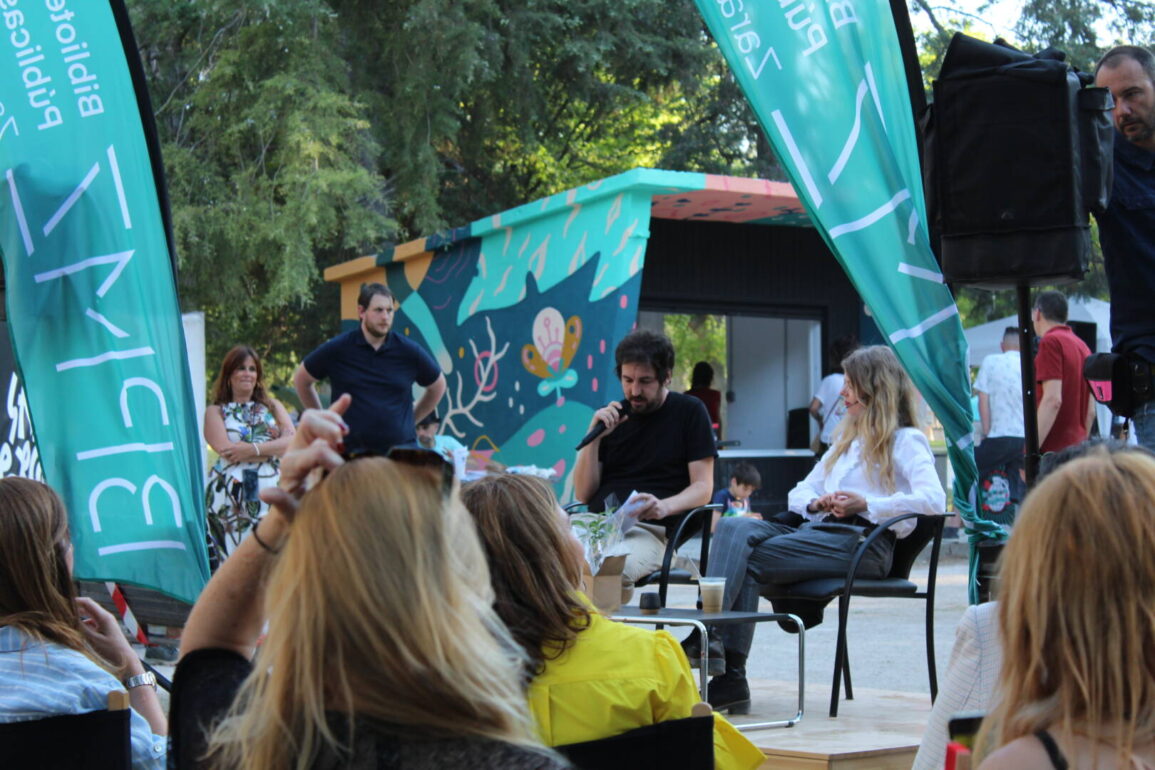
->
[707,648,751,714]
[707,670,751,715]
[680,629,726,677]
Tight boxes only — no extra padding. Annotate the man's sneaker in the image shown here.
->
[680,629,725,677]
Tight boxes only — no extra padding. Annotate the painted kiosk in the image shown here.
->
[325,167,868,505]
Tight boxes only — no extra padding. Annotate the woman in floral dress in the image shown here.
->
[203,345,295,565]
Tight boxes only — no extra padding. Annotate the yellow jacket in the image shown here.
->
[527,602,764,770]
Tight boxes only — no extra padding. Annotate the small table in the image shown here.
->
[612,606,804,730]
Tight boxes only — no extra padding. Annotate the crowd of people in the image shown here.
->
[1,39,1154,770]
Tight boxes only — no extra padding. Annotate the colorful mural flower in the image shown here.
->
[521,307,582,400]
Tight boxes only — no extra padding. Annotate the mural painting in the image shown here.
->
[327,169,810,499]
[0,323,43,481]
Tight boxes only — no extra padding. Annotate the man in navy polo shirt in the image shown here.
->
[293,283,446,454]
[1095,46,1155,450]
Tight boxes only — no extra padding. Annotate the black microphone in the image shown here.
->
[575,401,631,451]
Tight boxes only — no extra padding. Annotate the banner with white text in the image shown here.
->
[695,0,981,541]
[0,1,209,602]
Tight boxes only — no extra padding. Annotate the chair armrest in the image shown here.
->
[666,504,722,551]
[656,504,723,606]
[840,513,926,596]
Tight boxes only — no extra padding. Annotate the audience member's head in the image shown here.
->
[729,461,757,491]
[1033,290,1068,325]
[1000,327,1019,351]
[1037,436,1154,480]
[211,344,272,407]
[356,281,394,311]
[460,474,589,675]
[208,457,535,767]
[985,444,1155,763]
[0,477,87,655]
[690,361,715,389]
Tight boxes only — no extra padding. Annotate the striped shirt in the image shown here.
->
[0,626,166,768]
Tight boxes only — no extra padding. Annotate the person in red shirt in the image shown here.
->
[685,361,722,436]
[1032,291,1095,453]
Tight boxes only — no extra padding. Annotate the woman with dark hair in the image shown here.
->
[461,473,764,770]
[685,361,722,433]
[0,477,167,767]
[203,345,295,561]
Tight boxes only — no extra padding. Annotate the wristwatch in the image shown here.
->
[123,671,157,691]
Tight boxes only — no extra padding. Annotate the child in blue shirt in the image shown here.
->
[710,462,762,531]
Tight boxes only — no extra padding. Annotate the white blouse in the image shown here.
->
[788,427,946,539]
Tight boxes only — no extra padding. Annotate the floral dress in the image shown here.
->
[204,401,281,566]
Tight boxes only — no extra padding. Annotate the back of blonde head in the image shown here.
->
[825,345,920,491]
[986,448,1155,763]
[208,458,537,769]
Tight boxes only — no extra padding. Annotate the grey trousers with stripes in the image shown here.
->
[705,516,893,656]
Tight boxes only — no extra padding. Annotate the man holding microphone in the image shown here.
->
[573,329,717,603]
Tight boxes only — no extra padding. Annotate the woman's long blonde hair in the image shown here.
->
[823,345,920,492]
[207,458,540,769]
[982,448,1155,764]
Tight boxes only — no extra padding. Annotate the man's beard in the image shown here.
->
[1121,105,1155,146]
[629,394,662,414]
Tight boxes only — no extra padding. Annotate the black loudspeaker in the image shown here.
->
[786,407,810,449]
[923,35,1115,289]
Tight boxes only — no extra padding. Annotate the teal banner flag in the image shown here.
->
[0,1,209,602]
[696,0,991,596]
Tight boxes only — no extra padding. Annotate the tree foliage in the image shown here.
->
[128,1,391,374]
[124,0,1155,365]
[124,0,771,373]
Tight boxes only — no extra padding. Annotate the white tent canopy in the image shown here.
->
[964,297,1114,435]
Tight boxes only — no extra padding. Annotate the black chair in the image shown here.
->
[758,513,945,717]
[555,714,715,770]
[0,690,132,769]
[634,504,722,607]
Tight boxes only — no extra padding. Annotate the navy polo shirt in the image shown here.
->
[303,329,441,454]
[1097,132,1155,363]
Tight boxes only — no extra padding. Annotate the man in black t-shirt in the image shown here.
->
[573,330,716,601]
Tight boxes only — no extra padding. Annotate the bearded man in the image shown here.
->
[1095,46,1155,450]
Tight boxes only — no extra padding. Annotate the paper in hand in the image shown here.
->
[613,490,646,535]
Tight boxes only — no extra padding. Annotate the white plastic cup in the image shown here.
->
[451,448,469,480]
[698,576,726,614]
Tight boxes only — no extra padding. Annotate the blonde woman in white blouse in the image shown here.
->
[698,345,946,714]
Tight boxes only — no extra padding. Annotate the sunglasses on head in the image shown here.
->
[340,443,456,495]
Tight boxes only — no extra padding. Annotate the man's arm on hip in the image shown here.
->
[414,373,447,424]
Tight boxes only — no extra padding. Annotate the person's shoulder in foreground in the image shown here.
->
[0,626,167,768]
[978,734,1056,769]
